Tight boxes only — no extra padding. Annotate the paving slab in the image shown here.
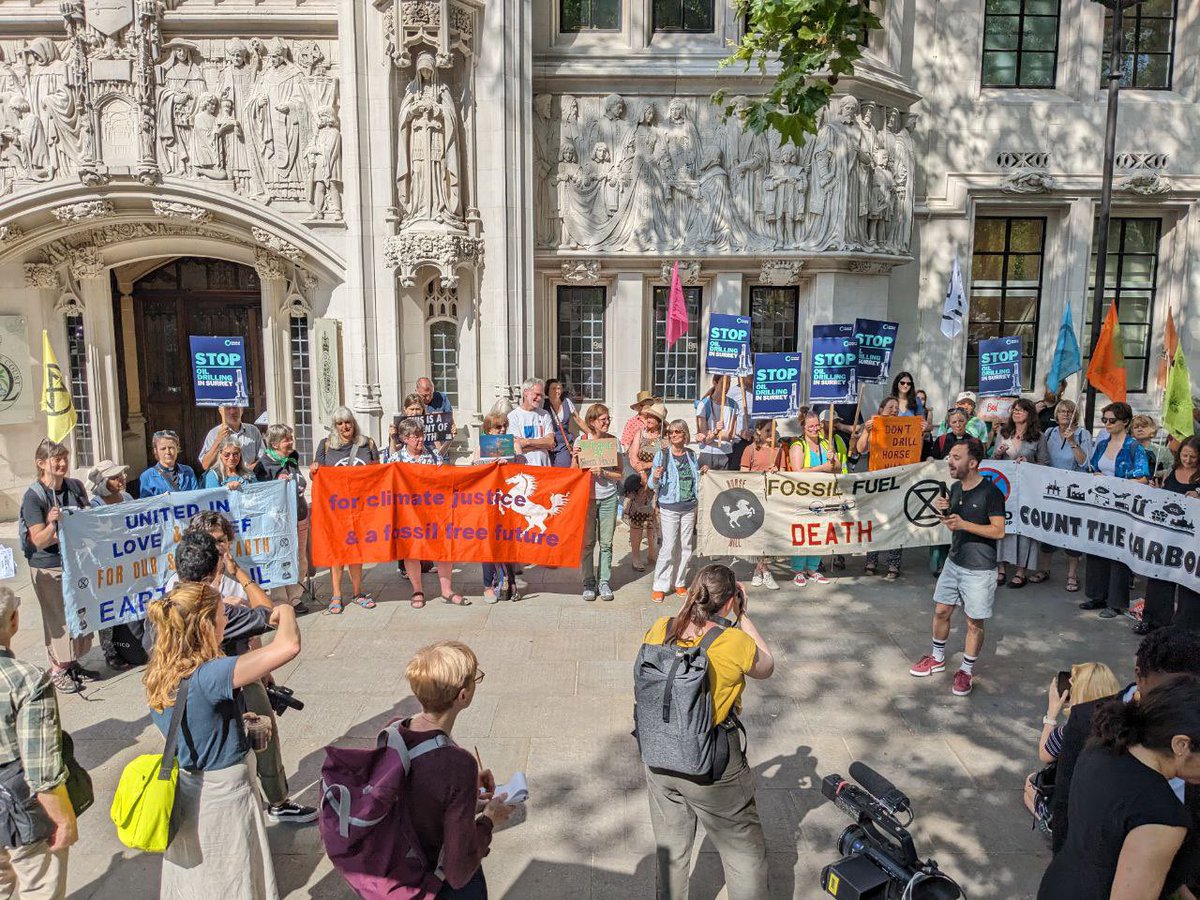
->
[0,524,1147,899]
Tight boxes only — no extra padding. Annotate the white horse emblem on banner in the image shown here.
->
[502,473,568,533]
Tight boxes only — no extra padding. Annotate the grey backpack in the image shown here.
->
[633,619,730,782]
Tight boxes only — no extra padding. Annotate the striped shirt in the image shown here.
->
[0,649,66,793]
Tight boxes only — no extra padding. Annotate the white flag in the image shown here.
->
[940,255,966,339]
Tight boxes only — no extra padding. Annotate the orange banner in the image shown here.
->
[868,416,924,471]
[310,462,592,567]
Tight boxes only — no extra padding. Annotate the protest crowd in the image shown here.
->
[3,296,1200,900]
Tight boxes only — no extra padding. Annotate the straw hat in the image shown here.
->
[630,390,661,411]
[642,401,668,423]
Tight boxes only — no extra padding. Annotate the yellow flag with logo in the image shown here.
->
[40,330,76,443]
[1163,345,1193,441]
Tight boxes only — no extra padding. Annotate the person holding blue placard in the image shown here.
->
[695,375,740,471]
[786,411,847,587]
[199,404,264,474]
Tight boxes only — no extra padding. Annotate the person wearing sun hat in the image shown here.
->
[626,401,668,572]
[86,460,132,506]
[621,390,662,451]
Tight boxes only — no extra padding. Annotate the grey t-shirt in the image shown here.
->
[948,478,1006,571]
[200,423,264,469]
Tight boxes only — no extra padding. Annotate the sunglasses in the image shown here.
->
[898,380,913,386]
[153,429,180,441]
[1101,417,1119,424]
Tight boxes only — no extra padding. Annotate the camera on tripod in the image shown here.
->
[265,684,304,716]
[820,762,965,900]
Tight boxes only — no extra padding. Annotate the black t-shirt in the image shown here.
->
[1039,748,1192,900]
[21,479,87,568]
[948,477,1006,571]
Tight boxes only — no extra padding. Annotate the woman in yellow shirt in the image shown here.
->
[642,564,775,900]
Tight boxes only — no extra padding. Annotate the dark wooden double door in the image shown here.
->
[133,258,267,469]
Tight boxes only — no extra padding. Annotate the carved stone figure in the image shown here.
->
[762,144,807,250]
[726,96,769,239]
[217,38,266,198]
[191,92,232,178]
[804,96,860,251]
[850,100,877,247]
[559,94,581,162]
[594,93,630,174]
[252,37,311,201]
[589,102,669,251]
[396,52,462,226]
[21,37,82,178]
[553,141,587,248]
[305,107,343,220]
[866,147,895,248]
[533,93,556,246]
[889,110,916,251]
[155,39,205,175]
[3,97,52,181]
[588,142,621,217]
[683,147,759,251]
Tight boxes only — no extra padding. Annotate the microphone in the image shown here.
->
[849,761,911,817]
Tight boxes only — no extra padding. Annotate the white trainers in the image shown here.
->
[751,571,764,587]
[761,569,779,590]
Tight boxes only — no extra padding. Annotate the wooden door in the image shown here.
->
[133,258,266,470]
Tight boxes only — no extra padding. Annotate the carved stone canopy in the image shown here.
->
[385,230,483,288]
[661,261,701,285]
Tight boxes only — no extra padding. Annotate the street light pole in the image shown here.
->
[1083,0,1139,431]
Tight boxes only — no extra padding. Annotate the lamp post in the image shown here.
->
[1083,0,1141,431]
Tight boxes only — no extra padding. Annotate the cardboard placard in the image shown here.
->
[978,396,1016,423]
[868,416,925,471]
[576,438,618,469]
[190,336,249,407]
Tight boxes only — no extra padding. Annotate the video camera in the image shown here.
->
[820,762,965,900]
[265,684,304,716]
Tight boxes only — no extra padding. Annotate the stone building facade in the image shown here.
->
[0,0,1196,510]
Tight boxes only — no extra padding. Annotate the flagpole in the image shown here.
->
[1084,0,1137,431]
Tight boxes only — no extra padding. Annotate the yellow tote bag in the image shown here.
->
[110,676,189,853]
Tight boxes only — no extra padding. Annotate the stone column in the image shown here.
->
[73,264,122,465]
[914,217,975,413]
[710,273,743,317]
[254,252,291,427]
[608,272,645,426]
[115,280,146,465]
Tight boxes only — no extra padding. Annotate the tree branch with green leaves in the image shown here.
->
[714,0,881,148]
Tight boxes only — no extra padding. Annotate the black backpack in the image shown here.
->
[18,480,87,560]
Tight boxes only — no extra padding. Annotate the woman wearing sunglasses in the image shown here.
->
[1079,402,1150,621]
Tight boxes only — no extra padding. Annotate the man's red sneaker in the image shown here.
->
[952,670,974,696]
[909,655,946,677]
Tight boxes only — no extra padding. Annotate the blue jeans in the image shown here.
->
[438,869,487,899]
[791,556,821,573]
[482,563,514,589]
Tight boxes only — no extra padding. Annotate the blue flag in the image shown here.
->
[1046,305,1082,391]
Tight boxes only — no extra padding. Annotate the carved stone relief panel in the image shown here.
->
[534,93,916,257]
[0,6,344,223]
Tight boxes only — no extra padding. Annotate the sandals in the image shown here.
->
[1066,575,1080,593]
[441,594,471,606]
[410,591,426,609]
[1008,575,1027,589]
[884,568,900,582]
[326,597,344,615]
[353,593,377,609]
[997,572,1008,586]
[863,563,877,576]
[1028,570,1050,584]
[631,561,646,572]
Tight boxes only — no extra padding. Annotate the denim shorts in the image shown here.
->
[933,559,997,620]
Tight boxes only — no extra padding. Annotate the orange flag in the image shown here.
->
[1156,306,1178,390]
[1086,303,1126,403]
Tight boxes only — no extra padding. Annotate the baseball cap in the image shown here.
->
[955,391,978,405]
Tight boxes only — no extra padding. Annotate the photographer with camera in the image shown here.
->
[908,438,1005,697]
[160,528,317,825]
[636,563,774,900]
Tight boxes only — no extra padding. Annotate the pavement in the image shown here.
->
[0,522,1146,899]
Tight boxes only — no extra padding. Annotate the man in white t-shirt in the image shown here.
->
[506,378,556,466]
[695,376,741,471]
[199,405,264,472]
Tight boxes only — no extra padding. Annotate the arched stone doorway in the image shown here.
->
[118,257,268,468]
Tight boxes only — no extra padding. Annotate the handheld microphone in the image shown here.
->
[849,761,912,817]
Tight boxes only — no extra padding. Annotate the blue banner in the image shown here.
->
[59,480,298,636]
[705,314,753,375]
[853,318,899,384]
[190,335,250,407]
[752,353,803,419]
[978,335,1022,397]
[810,325,858,403]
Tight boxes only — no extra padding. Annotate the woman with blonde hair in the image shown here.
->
[201,435,252,490]
[311,406,379,613]
[1023,661,1121,835]
[145,582,300,898]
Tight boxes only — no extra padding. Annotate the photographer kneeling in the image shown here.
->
[637,563,775,900]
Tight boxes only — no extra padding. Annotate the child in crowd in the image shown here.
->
[740,420,781,590]
[622,474,658,572]
[475,413,519,603]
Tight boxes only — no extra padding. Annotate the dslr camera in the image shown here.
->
[820,762,964,900]
[265,684,305,716]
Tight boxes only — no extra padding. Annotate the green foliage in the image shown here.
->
[714,0,882,148]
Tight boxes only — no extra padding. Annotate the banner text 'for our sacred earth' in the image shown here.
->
[60,480,298,637]
[311,462,591,567]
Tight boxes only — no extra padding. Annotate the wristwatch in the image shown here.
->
[1042,716,1057,727]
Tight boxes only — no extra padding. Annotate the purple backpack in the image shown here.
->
[319,720,450,899]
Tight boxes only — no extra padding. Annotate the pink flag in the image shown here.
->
[666,261,689,349]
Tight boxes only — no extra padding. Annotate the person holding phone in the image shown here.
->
[909,438,1006,697]
[641,564,775,900]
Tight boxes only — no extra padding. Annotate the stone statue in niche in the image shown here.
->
[850,100,877,247]
[803,95,860,251]
[866,146,895,248]
[890,112,917,250]
[396,51,462,226]
[552,141,587,248]
[726,96,769,239]
[762,144,807,249]
[533,93,557,246]
[217,38,267,198]
[190,92,233,178]
[251,38,311,201]
[21,37,82,178]
[156,39,206,175]
[305,106,343,220]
